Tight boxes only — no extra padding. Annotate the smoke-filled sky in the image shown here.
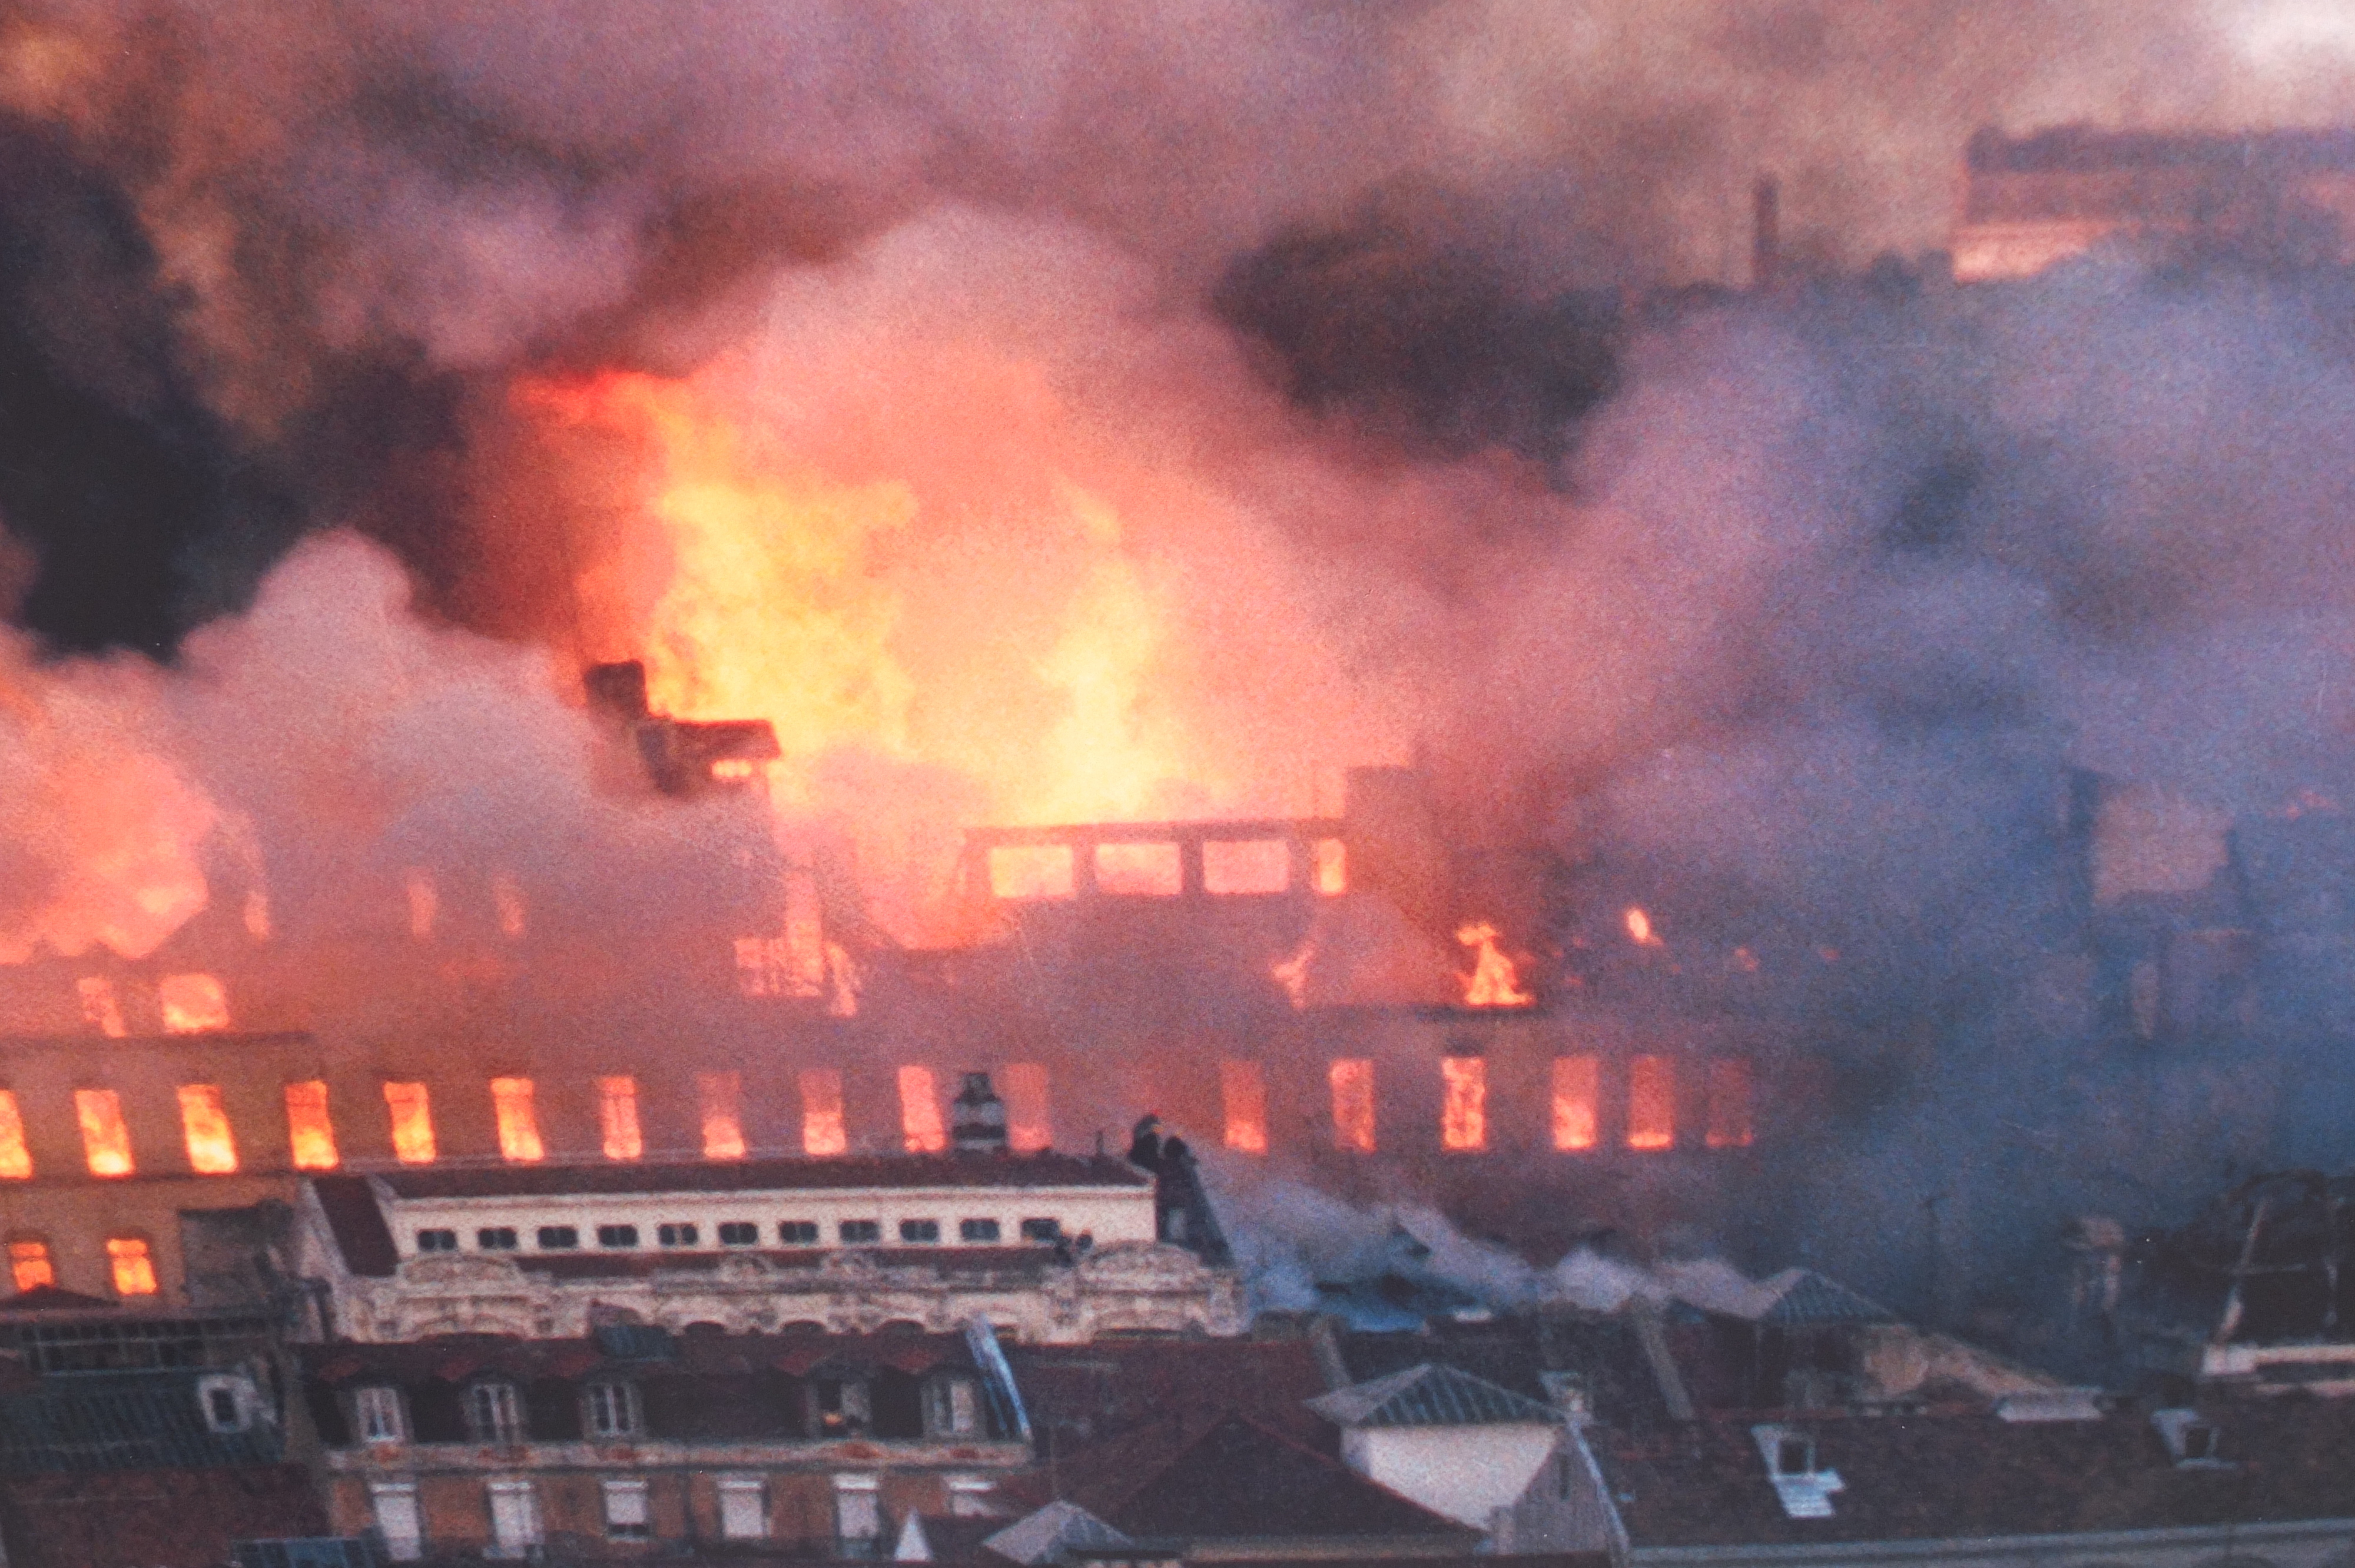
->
[4,0,2355,964]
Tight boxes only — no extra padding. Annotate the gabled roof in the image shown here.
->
[1308,1362,1558,1429]
[1092,1413,1474,1544]
[1753,1270,1895,1327]
[983,1500,1132,1566]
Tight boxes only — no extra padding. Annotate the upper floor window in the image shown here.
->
[354,1385,407,1444]
[898,1220,941,1244]
[8,1239,52,1293]
[536,1227,579,1250]
[809,1373,872,1437]
[717,1222,759,1247]
[838,1220,881,1245]
[923,1374,983,1437]
[477,1228,519,1251]
[107,1236,157,1297]
[582,1380,643,1440]
[596,1225,639,1249]
[464,1381,525,1443]
[416,1229,458,1253]
[1019,1218,1062,1243]
[960,1219,1001,1243]
[197,1374,256,1434]
[657,1223,699,1248]
[778,1221,819,1245]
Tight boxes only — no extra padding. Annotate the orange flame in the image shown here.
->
[1625,907,1664,947]
[75,1089,133,1177]
[1455,922,1533,1008]
[1271,939,1314,1009]
[383,1081,437,1165]
[177,1084,238,1174]
[1220,1059,1268,1154]
[285,1081,339,1171]
[800,1068,848,1157]
[1440,1057,1488,1151]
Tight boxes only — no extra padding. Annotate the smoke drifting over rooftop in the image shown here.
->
[3,1,2355,1328]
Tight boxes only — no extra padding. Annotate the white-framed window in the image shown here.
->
[486,1479,543,1558]
[196,1373,257,1434]
[354,1385,407,1444]
[582,1380,642,1440]
[832,1473,881,1551]
[601,1476,651,1539]
[369,1480,423,1562]
[464,1381,525,1443]
[946,1475,996,1519]
[717,1473,768,1540]
[922,1375,981,1437]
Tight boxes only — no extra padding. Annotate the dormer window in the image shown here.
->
[2152,1408,2230,1466]
[1775,1434,1816,1476]
[197,1374,257,1434]
[1750,1424,1844,1519]
[582,1380,643,1440]
[464,1381,526,1443]
[808,1371,872,1437]
[923,1374,983,1437]
[354,1385,408,1444]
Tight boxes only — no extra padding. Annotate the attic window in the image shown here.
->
[197,1373,256,1434]
[2152,1408,2230,1466]
[1750,1424,1844,1519]
[1775,1435,1815,1476]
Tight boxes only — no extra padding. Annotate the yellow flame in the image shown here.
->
[1625,907,1664,947]
[1455,922,1533,1007]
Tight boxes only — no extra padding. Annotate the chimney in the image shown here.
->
[951,1072,1009,1154]
[1752,175,1780,293]
[585,660,652,722]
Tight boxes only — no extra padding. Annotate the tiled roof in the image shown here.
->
[1308,1362,1559,1429]
[1597,1394,2355,1547]
[1011,1338,1331,1456]
[984,1500,1133,1566]
[1338,1315,1676,1431]
[0,1466,324,1568]
[370,1151,1148,1200]
[1090,1413,1474,1544]
[1753,1269,1895,1327]
[0,1370,283,1473]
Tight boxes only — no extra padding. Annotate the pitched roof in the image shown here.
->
[0,1369,284,1472]
[1752,1270,1895,1327]
[1336,1315,1676,1432]
[1308,1362,1559,1429]
[1597,1395,2355,1547]
[983,1501,1132,1566]
[1090,1413,1474,1544]
[1011,1338,1331,1454]
[369,1151,1147,1200]
[0,1288,116,1315]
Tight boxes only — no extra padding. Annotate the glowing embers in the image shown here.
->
[1329,1059,1376,1154]
[898,1066,947,1154]
[490,1078,545,1164]
[1626,1055,1676,1151]
[1313,838,1347,896]
[75,1089,134,1177]
[1551,1056,1600,1152]
[989,845,1075,901]
[1625,907,1664,948]
[1455,923,1533,1008]
[1095,842,1181,896]
[1220,1061,1268,1154]
[0,1092,31,1180]
[8,1240,51,1293]
[284,1082,339,1171]
[1270,940,1314,1010]
[159,973,230,1034]
[1439,1057,1488,1152]
[1000,1063,1053,1154]
[1706,1057,1754,1150]
[107,1237,157,1297]
[176,1085,238,1174]
[801,1068,847,1157]
[382,1082,437,1165]
[698,1072,747,1161]
[597,1077,644,1161]
[1203,839,1289,896]
[77,977,125,1038]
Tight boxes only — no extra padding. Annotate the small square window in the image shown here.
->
[596,1224,639,1249]
[657,1223,700,1248]
[778,1221,819,1245]
[1019,1218,1062,1242]
[476,1227,518,1251]
[838,1220,881,1245]
[960,1218,1001,1243]
[717,1222,759,1247]
[536,1226,579,1250]
[416,1229,458,1253]
[900,1220,941,1244]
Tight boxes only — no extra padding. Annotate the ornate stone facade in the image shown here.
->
[325,1240,1246,1345]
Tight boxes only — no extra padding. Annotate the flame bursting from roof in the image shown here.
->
[1455,921,1533,1008]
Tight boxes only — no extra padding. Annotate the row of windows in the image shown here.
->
[0,1052,1760,1181]
[368,1469,923,1561]
[414,1217,1060,1255]
[351,1370,986,1448]
[8,1235,155,1297]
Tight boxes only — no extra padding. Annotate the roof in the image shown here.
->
[0,1369,284,1473]
[310,1177,398,1278]
[1336,1315,1677,1432]
[1308,1362,1560,1429]
[1597,1395,2355,1547]
[983,1501,1132,1566]
[303,1328,976,1387]
[1088,1413,1473,1545]
[366,1151,1150,1200]
[1011,1337,1331,1454]
[1968,124,2355,175]
[0,1288,115,1315]
[1752,1269,1896,1327]
[0,1466,325,1568]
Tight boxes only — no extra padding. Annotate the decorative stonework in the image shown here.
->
[336,1241,1246,1344]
